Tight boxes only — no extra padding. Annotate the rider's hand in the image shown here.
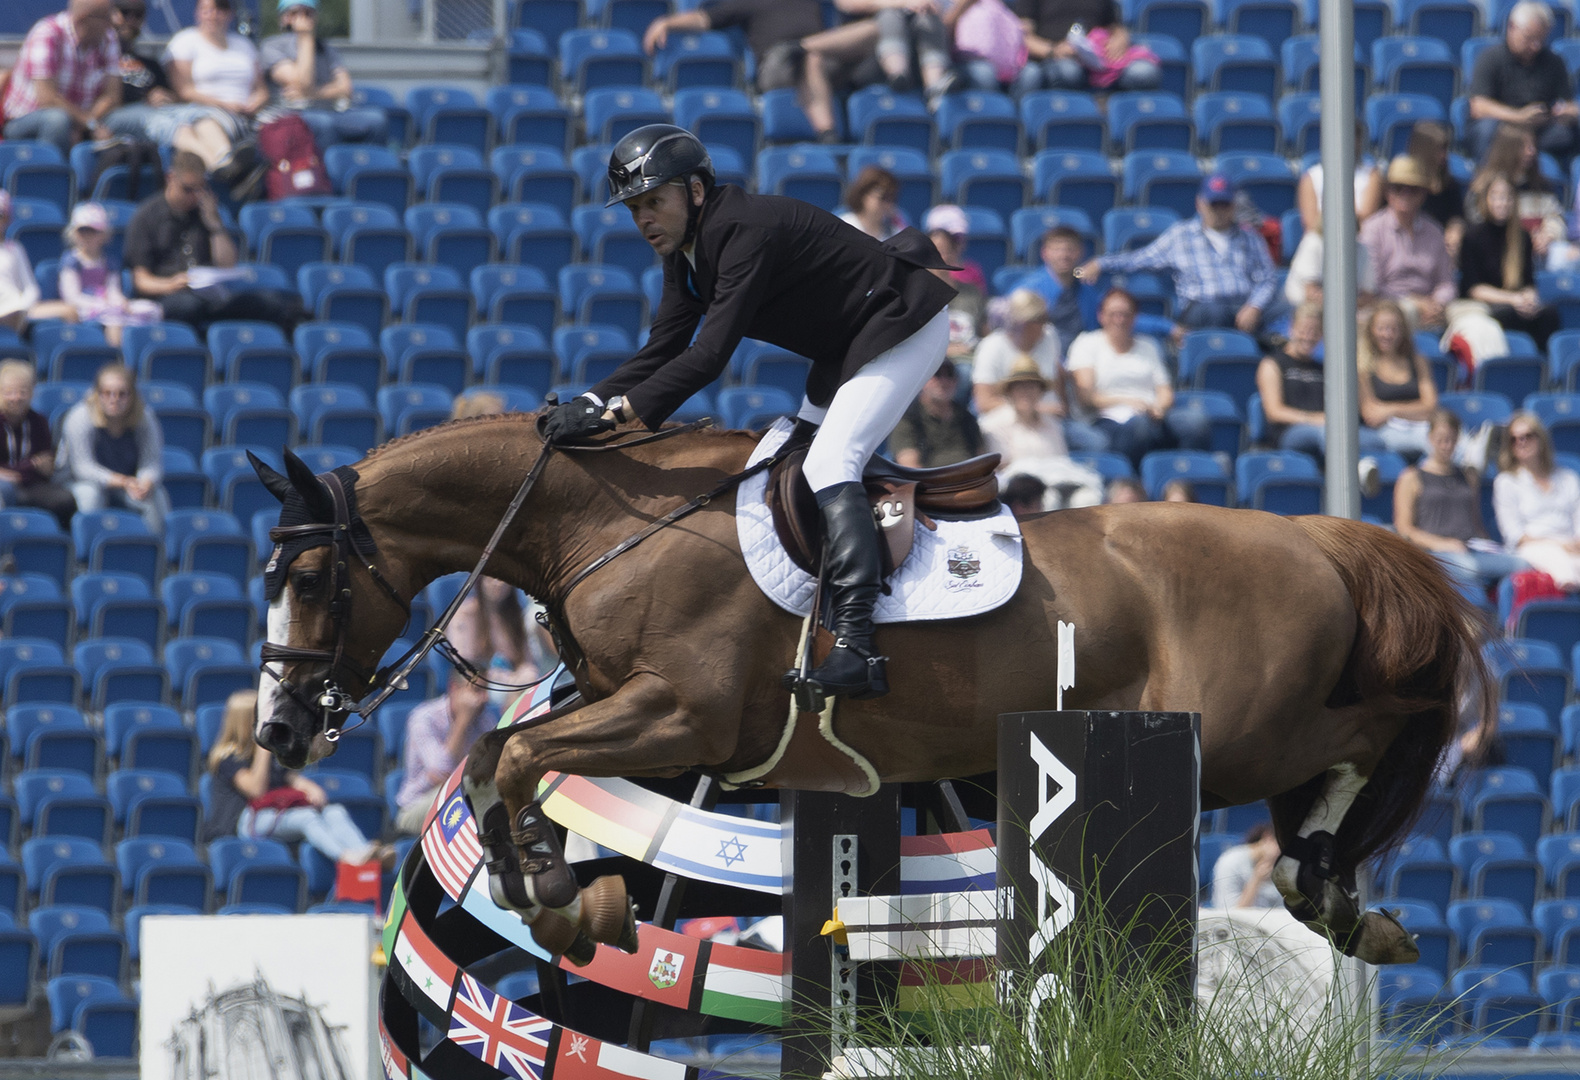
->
[538,395,617,445]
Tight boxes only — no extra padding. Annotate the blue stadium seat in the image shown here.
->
[1439,390,1514,428]
[1373,36,1458,111]
[847,87,930,152]
[121,322,200,369]
[486,85,569,150]
[756,147,843,211]
[384,262,474,343]
[1106,92,1190,154]
[467,324,556,387]
[1378,962,1448,1035]
[1192,34,1279,99]
[1132,0,1210,50]
[0,577,72,649]
[1219,0,1300,50]
[940,149,1026,222]
[71,511,159,586]
[115,838,209,911]
[504,27,553,86]
[572,205,653,278]
[1495,702,1558,779]
[1033,150,1118,224]
[670,87,758,165]
[1139,451,1232,504]
[1103,208,1180,254]
[377,384,454,438]
[1460,767,1549,848]
[1234,450,1322,513]
[1015,91,1102,153]
[323,147,412,212]
[1537,271,1580,331]
[1010,207,1095,263]
[0,510,70,586]
[717,386,799,430]
[1381,903,1453,978]
[584,87,670,144]
[405,86,491,152]
[560,28,646,90]
[1193,93,1277,154]
[1398,0,1480,54]
[1216,152,1298,217]
[45,975,130,1039]
[1122,150,1202,219]
[1450,830,1541,908]
[22,838,117,913]
[409,144,498,218]
[936,92,1019,152]
[650,29,738,89]
[163,509,248,584]
[1540,828,1580,894]
[209,837,307,910]
[1366,93,1446,157]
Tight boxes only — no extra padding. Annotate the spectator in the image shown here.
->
[159,0,267,182]
[1460,171,1562,350]
[1295,118,1384,233]
[972,289,1106,451]
[1467,0,1579,166]
[888,360,984,467]
[206,689,386,864]
[1471,124,1566,259]
[1408,121,1465,258]
[1396,408,1525,590]
[0,194,79,333]
[1359,156,1458,331]
[823,0,960,102]
[259,0,388,148]
[1256,302,1386,461]
[1023,225,1102,348]
[1209,823,1283,909]
[103,0,175,141]
[0,361,76,528]
[978,356,1104,505]
[951,0,1030,91]
[642,0,840,142]
[1160,479,1195,502]
[56,361,169,533]
[1066,287,1210,467]
[1105,476,1146,503]
[1283,229,1377,309]
[1002,471,1048,514]
[841,166,906,241]
[123,150,305,334]
[0,0,122,157]
[58,201,162,348]
[1493,410,1580,587]
[1357,299,1438,461]
[925,205,987,362]
[395,672,500,835]
[1078,174,1285,339]
[1012,0,1160,93]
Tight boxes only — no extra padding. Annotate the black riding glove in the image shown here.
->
[538,395,616,445]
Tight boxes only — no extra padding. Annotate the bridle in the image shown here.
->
[257,417,780,744]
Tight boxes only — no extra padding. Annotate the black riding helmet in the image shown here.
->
[605,124,715,208]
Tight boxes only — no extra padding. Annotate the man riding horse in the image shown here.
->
[538,124,958,702]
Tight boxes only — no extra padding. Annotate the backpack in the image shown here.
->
[257,112,331,200]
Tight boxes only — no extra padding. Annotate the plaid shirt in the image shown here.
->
[3,12,120,121]
[1096,218,1278,312]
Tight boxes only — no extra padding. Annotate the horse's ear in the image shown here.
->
[250,452,293,504]
[283,449,335,522]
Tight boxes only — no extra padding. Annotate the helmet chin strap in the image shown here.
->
[678,175,705,247]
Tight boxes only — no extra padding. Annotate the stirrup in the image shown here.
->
[804,637,890,701]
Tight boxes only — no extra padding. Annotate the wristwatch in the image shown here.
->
[607,395,631,422]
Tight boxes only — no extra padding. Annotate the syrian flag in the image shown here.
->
[447,972,555,1080]
[423,781,483,899]
[392,913,458,1021]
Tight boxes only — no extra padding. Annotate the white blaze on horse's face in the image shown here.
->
[257,588,292,740]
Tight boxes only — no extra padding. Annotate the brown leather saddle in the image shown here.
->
[766,445,1002,575]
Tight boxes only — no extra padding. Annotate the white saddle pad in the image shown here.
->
[736,419,1024,623]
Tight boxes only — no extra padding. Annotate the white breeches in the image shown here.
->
[798,308,951,493]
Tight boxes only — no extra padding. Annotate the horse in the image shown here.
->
[250,413,1489,966]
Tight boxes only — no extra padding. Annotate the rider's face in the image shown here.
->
[625,180,702,258]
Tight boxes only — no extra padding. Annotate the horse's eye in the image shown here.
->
[296,572,322,592]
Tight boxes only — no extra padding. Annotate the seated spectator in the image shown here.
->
[1357,300,1438,460]
[972,289,1106,452]
[979,357,1104,505]
[1,0,122,156]
[888,360,984,467]
[1467,0,1579,166]
[1066,287,1210,467]
[1013,0,1160,93]
[925,205,987,362]
[1160,478,1195,502]
[58,202,162,348]
[260,0,388,148]
[1396,408,1525,590]
[1209,823,1283,909]
[1079,174,1286,340]
[1359,156,1458,331]
[1460,171,1562,350]
[816,0,960,102]
[1409,121,1465,258]
[1296,119,1384,233]
[157,0,267,186]
[643,0,839,142]
[841,166,906,241]
[1105,476,1146,503]
[951,0,1030,91]
[1002,472,1048,514]
[1283,230,1376,309]
[124,151,305,334]
[1470,124,1566,266]
[0,194,79,333]
[56,362,169,533]
[0,361,76,528]
[103,0,175,142]
[206,689,387,865]
[1023,226,1102,349]
[1492,410,1580,587]
[1255,301,1386,460]
[395,672,501,835]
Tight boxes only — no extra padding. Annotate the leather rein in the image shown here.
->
[258,418,783,740]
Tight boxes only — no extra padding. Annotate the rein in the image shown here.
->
[263,417,778,738]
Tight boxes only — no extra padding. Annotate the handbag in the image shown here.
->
[249,786,312,813]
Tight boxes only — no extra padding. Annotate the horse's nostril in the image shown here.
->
[258,721,294,749]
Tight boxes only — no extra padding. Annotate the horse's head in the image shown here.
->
[250,449,409,768]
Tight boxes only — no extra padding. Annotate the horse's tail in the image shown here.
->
[1292,515,1494,870]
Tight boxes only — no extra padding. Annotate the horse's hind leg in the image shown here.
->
[1269,763,1419,965]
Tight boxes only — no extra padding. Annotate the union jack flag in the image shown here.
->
[423,783,483,898]
[447,972,554,1079]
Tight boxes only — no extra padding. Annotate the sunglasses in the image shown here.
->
[1512,431,1539,442]
[116,5,147,15]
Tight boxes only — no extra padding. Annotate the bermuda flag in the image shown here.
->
[447,972,554,1080]
[423,781,483,899]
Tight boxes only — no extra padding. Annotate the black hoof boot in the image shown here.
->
[512,803,579,909]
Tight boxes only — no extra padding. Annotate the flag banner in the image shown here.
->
[392,910,458,1020]
[448,972,556,1080]
[699,944,787,1025]
[423,778,484,899]
[899,830,997,894]
[553,1032,694,1080]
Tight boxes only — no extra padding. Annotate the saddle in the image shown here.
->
[766,441,1002,574]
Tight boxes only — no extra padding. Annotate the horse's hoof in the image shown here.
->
[526,906,582,959]
[1346,908,1421,966]
[614,896,640,954]
[562,931,598,968]
[578,875,633,947]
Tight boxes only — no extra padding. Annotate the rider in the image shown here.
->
[539,124,958,701]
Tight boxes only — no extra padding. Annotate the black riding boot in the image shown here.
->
[804,482,889,700]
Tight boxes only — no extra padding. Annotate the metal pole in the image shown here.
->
[1319,0,1360,519]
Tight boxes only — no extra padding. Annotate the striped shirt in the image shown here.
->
[1095,218,1278,311]
[2,12,120,120]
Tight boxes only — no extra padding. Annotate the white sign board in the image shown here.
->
[140,913,377,1080]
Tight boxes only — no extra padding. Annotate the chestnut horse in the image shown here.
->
[251,415,1487,965]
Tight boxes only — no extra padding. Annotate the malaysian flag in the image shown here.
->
[447,972,554,1080]
[423,784,483,898]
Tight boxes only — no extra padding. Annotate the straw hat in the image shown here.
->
[1000,354,1048,392]
[1385,155,1439,192]
[1005,288,1048,327]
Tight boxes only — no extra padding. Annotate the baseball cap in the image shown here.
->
[280,0,319,10]
[1198,173,1237,203]
[924,204,970,237]
[69,202,109,234]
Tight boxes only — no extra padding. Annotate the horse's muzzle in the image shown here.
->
[257,720,311,769]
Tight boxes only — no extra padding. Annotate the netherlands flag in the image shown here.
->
[447,972,554,1080]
